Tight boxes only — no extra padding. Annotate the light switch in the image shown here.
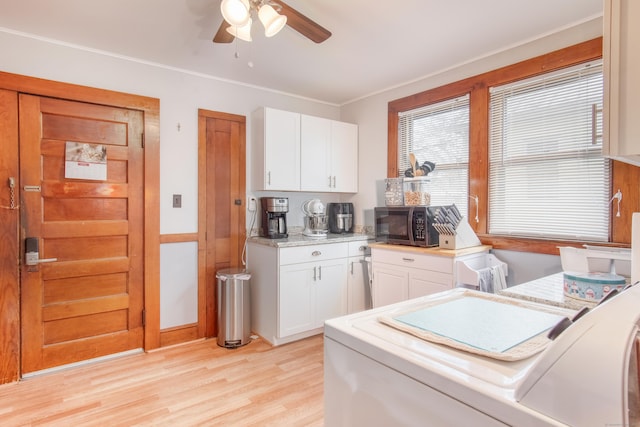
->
[172,194,182,208]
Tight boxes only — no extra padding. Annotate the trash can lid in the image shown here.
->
[216,268,251,280]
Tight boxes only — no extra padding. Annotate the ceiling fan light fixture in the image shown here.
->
[258,4,287,37]
[221,0,250,27]
[226,18,253,42]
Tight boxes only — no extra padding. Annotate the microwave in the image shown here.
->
[374,206,439,247]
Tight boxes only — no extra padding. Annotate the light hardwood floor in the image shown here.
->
[0,335,324,426]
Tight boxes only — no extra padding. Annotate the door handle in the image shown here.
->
[25,237,57,266]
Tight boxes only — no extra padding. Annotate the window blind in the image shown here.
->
[398,95,470,218]
[488,60,609,241]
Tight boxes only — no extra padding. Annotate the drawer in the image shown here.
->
[348,240,370,257]
[279,242,348,265]
[372,247,453,274]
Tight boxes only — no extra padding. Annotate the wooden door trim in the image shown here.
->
[0,71,160,383]
[197,109,247,339]
[0,89,20,383]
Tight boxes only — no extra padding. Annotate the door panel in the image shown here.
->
[203,113,246,338]
[20,94,144,373]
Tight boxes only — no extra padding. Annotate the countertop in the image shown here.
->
[248,233,372,248]
[369,242,492,258]
[498,272,597,310]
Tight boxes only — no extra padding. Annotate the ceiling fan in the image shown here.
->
[213,0,331,44]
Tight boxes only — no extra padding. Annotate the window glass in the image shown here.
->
[488,61,609,241]
[398,95,470,218]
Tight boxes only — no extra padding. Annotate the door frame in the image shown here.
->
[0,71,160,384]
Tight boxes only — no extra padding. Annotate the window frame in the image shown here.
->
[388,38,639,255]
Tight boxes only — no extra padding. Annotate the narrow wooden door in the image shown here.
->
[20,94,144,373]
[200,110,246,337]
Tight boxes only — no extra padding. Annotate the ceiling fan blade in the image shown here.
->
[275,0,331,43]
[213,21,235,43]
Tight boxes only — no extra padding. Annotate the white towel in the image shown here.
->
[491,264,507,292]
[477,267,494,293]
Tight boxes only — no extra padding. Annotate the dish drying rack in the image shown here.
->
[456,253,508,290]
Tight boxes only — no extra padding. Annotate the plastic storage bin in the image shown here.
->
[384,178,404,206]
[403,177,431,205]
[216,268,251,348]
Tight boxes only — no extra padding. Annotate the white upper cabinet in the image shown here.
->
[300,114,358,193]
[300,115,331,191]
[253,107,301,191]
[330,120,359,193]
[603,0,640,166]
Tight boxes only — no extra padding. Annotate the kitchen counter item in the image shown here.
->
[302,198,328,238]
[260,197,288,239]
[384,178,404,206]
[563,271,626,301]
[327,202,354,234]
[403,177,430,205]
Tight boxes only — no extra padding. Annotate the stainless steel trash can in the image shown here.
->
[216,268,251,348]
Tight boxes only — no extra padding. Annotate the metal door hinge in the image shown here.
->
[141,133,145,148]
[142,309,146,326]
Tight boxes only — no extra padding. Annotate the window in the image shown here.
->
[488,61,609,241]
[388,38,636,255]
[397,95,470,218]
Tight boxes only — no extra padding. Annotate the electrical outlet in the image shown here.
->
[172,194,182,208]
[248,196,257,212]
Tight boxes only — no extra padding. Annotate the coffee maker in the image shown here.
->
[260,197,288,238]
[328,203,354,234]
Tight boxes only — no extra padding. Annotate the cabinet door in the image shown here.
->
[331,121,358,193]
[347,257,368,313]
[408,270,451,299]
[300,115,331,191]
[279,263,314,337]
[264,108,300,191]
[315,259,348,327]
[371,264,408,308]
[604,0,640,166]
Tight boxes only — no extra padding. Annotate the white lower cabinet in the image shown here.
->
[247,241,352,345]
[371,245,488,308]
[279,258,347,338]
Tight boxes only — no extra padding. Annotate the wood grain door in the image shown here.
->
[19,94,144,373]
[200,110,246,337]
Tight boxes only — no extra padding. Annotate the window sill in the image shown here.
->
[478,234,629,256]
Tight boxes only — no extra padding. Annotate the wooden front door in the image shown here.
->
[20,94,145,373]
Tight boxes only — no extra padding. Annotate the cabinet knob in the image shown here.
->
[312,250,321,256]
[358,245,367,252]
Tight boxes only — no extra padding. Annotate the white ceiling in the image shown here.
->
[0,0,603,105]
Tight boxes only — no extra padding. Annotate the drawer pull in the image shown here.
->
[358,245,367,252]
[402,257,415,262]
[312,250,322,256]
